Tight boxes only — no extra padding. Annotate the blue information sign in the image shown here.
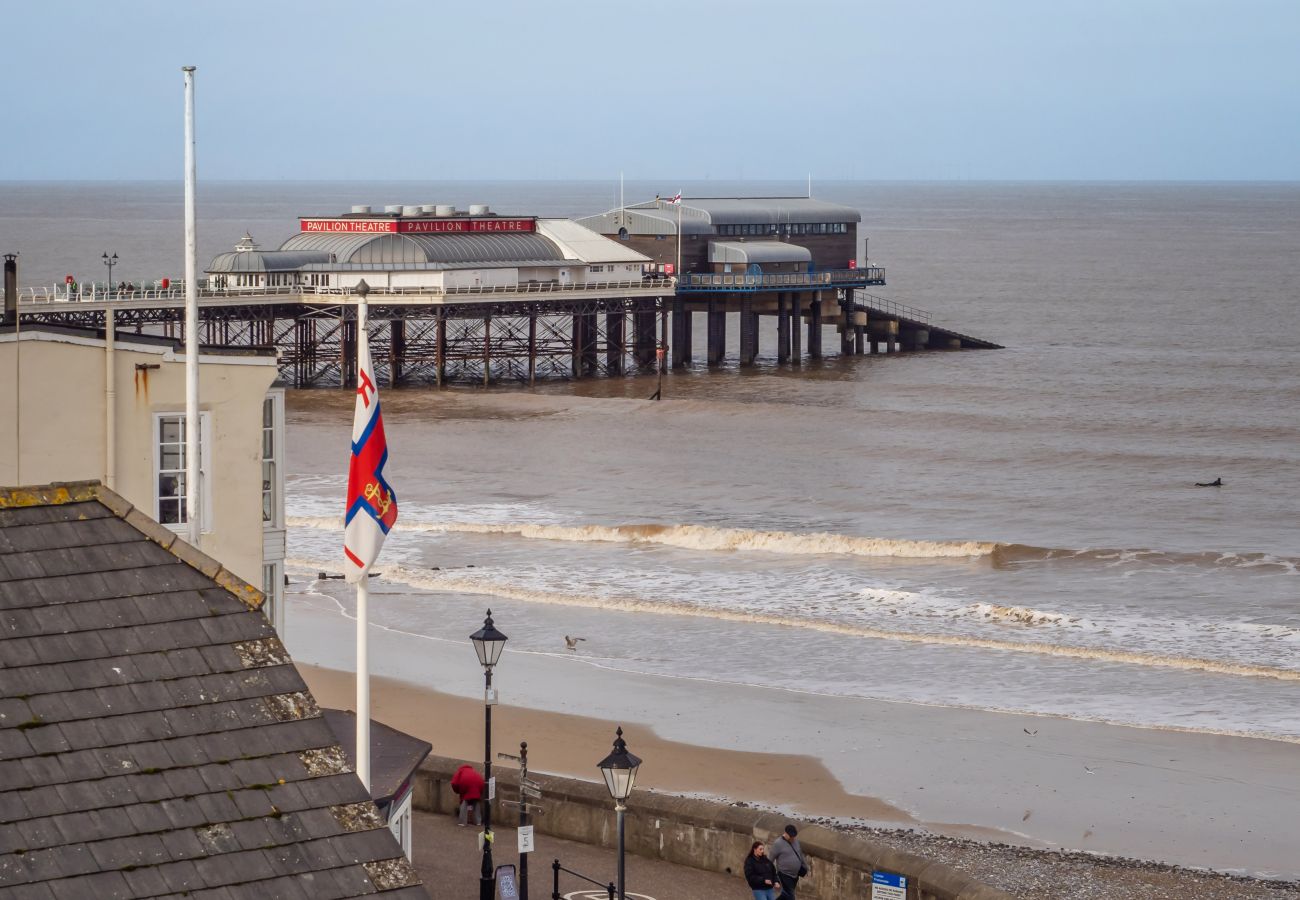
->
[871,870,907,900]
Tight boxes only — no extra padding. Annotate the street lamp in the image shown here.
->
[597,727,642,900]
[470,609,508,900]
[102,252,118,291]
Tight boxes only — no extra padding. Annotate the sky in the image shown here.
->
[2,0,1298,181]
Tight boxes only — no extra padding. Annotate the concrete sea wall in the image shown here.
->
[412,754,1011,900]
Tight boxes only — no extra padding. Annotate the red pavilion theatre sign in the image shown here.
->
[299,218,536,234]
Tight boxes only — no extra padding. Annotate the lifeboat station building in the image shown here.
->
[576,196,901,365]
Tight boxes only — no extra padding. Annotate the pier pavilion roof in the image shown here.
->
[578,195,862,236]
[279,231,566,265]
[0,482,425,899]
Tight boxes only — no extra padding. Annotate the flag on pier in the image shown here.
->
[668,191,682,205]
[344,322,397,583]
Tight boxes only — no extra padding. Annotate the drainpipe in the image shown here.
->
[5,253,20,483]
[105,308,116,489]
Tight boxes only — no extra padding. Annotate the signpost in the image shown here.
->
[871,871,907,900]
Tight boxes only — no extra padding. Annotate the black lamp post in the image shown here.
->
[597,727,642,900]
[470,610,508,900]
[102,252,118,291]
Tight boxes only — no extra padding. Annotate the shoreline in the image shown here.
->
[298,663,1300,899]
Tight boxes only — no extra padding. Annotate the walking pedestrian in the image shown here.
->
[450,763,485,826]
[768,824,808,899]
[743,841,779,900]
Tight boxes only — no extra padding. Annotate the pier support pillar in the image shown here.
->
[582,312,599,376]
[606,311,625,376]
[390,318,406,386]
[870,339,880,354]
[790,292,802,363]
[777,293,790,364]
[807,292,823,359]
[670,300,690,368]
[707,301,726,366]
[855,325,866,355]
[528,309,537,385]
[635,308,657,369]
[740,299,759,367]
[341,316,357,388]
[482,316,492,386]
[435,313,447,387]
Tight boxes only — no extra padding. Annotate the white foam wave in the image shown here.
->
[285,556,1300,684]
[286,515,998,560]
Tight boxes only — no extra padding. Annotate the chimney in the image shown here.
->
[3,253,16,326]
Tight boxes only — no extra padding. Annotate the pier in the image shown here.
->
[16,278,998,388]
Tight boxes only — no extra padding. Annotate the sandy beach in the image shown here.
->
[298,661,1300,899]
[287,586,1300,891]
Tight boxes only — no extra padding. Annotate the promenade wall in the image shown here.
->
[412,754,1012,900]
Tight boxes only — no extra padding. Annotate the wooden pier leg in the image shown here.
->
[341,314,356,389]
[583,312,599,376]
[785,295,795,366]
[294,317,307,388]
[435,312,447,387]
[777,292,790,364]
[527,308,537,386]
[740,299,758,367]
[707,300,726,366]
[635,308,657,369]
[390,318,405,386]
[571,313,582,378]
[606,310,624,376]
[808,292,823,359]
[871,338,880,354]
[660,307,669,372]
[670,300,686,368]
[855,325,866,355]
[483,316,492,386]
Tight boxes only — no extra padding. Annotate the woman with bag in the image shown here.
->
[743,841,780,900]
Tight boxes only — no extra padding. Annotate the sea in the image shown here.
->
[5,180,1299,744]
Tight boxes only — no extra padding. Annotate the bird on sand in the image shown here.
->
[564,635,587,651]
[1195,477,1223,487]
[1023,728,1038,735]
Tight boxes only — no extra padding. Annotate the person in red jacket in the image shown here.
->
[451,764,486,826]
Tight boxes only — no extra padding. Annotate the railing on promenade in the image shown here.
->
[17,277,675,306]
[676,266,885,293]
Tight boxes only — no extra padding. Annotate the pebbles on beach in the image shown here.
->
[823,819,1300,900]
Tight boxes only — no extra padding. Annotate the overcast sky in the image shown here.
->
[3,0,1297,181]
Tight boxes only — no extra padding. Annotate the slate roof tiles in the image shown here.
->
[0,482,426,899]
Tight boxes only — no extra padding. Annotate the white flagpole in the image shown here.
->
[355,295,370,793]
[182,66,200,548]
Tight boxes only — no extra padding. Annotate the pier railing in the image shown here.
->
[676,266,885,293]
[849,291,931,325]
[18,277,672,305]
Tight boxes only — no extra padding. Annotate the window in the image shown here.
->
[261,396,281,526]
[154,412,212,532]
[261,561,283,632]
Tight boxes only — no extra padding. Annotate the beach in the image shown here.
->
[295,654,1300,899]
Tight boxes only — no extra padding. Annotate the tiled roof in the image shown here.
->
[0,482,427,899]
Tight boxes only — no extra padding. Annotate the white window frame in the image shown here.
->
[152,411,213,534]
[261,560,284,633]
[261,391,286,530]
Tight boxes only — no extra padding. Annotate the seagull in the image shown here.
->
[1023,728,1038,735]
[564,635,587,651]
[1084,766,1095,775]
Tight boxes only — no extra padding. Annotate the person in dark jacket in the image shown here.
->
[768,824,807,898]
[450,763,485,826]
[743,841,780,900]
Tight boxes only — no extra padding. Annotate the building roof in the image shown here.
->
[322,711,431,808]
[0,322,278,363]
[709,241,812,265]
[534,219,651,264]
[0,482,425,899]
[207,251,335,274]
[577,196,862,236]
[276,232,566,265]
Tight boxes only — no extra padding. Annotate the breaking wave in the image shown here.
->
[289,515,1299,572]
[286,556,1300,683]
[288,515,999,559]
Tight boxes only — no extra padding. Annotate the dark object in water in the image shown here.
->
[1195,477,1224,487]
